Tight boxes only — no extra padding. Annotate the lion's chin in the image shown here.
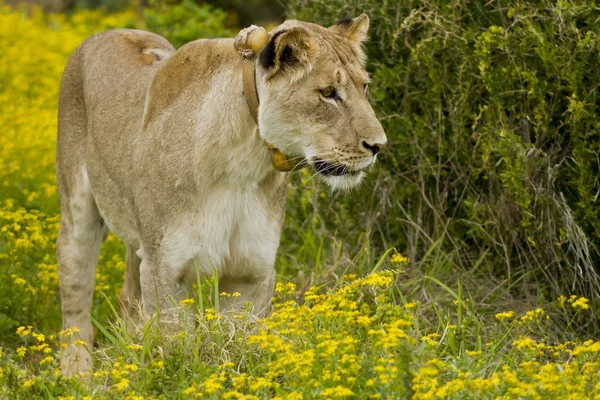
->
[321,172,365,191]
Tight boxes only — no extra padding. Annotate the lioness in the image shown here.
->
[56,14,386,375]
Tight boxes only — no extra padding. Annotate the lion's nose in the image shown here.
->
[362,141,385,155]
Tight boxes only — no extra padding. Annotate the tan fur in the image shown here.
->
[56,16,386,375]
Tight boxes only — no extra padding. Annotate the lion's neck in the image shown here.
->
[191,64,277,189]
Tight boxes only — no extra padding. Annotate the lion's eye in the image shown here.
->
[364,84,370,100]
[320,87,338,100]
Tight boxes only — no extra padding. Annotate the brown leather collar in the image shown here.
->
[236,27,307,172]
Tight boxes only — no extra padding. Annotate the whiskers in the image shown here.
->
[280,148,368,191]
[305,151,336,184]
[281,153,310,170]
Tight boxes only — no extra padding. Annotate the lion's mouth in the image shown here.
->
[314,158,362,177]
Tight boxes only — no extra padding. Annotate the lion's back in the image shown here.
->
[74,29,175,120]
[57,29,176,246]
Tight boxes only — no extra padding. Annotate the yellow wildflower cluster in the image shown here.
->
[495,310,515,321]
[412,349,600,399]
[242,270,415,397]
[274,281,297,296]
[559,295,590,310]
[519,307,545,323]
[12,325,58,363]
[220,291,242,298]
[390,253,409,264]
[180,298,196,307]
[3,267,600,398]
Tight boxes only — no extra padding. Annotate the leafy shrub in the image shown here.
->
[143,0,231,48]
[208,0,285,26]
[288,0,600,302]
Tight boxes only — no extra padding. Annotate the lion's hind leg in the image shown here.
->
[57,165,107,376]
[56,46,107,376]
[219,273,276,316]
[119,245,142,322]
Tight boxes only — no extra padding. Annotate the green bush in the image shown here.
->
[143,0,232,48]
[287,0,600,302]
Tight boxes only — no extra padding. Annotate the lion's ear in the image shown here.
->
[330,14,370,43]
[258,27,318,77]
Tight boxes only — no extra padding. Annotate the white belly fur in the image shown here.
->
[159,187,281,279]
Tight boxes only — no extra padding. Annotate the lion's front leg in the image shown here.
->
[139,257,190,320]
[219,202,283,316]
[219,271,276,316]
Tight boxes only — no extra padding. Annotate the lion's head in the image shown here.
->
[255,15,387,190]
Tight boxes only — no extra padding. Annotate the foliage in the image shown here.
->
[288,0,600,304]
[207,0,285,26]
[143,0,231,48]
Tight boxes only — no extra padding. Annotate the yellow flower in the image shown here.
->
[13,277,26,285]
[572,339,600,356]
[519,308,544,323]
[16,326,32,336]
[16,347,27,357]
[115,378,130,392]
[320,385,354,398]
[512,336,537,350]
[390,253,409,264]
[558,295,567,307]
[221,391,247,400]
[32,332,45,342]
[360,272,394,288]
[94,370,109,378]
[124,394,144,400]
[495,311,515,321]
[125,363,138,372]
[182,386,196,395]
[423,333,440,346]
[570,296,589,310]
[203,373,224,395]
[275,281,297,295]
[23,379,35,388]
[40,356,53,365]
[179,298,195,306]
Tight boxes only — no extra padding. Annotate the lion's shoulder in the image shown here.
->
[142,38,239,128]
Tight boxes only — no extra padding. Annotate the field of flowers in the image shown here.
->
[1,5,600,399]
